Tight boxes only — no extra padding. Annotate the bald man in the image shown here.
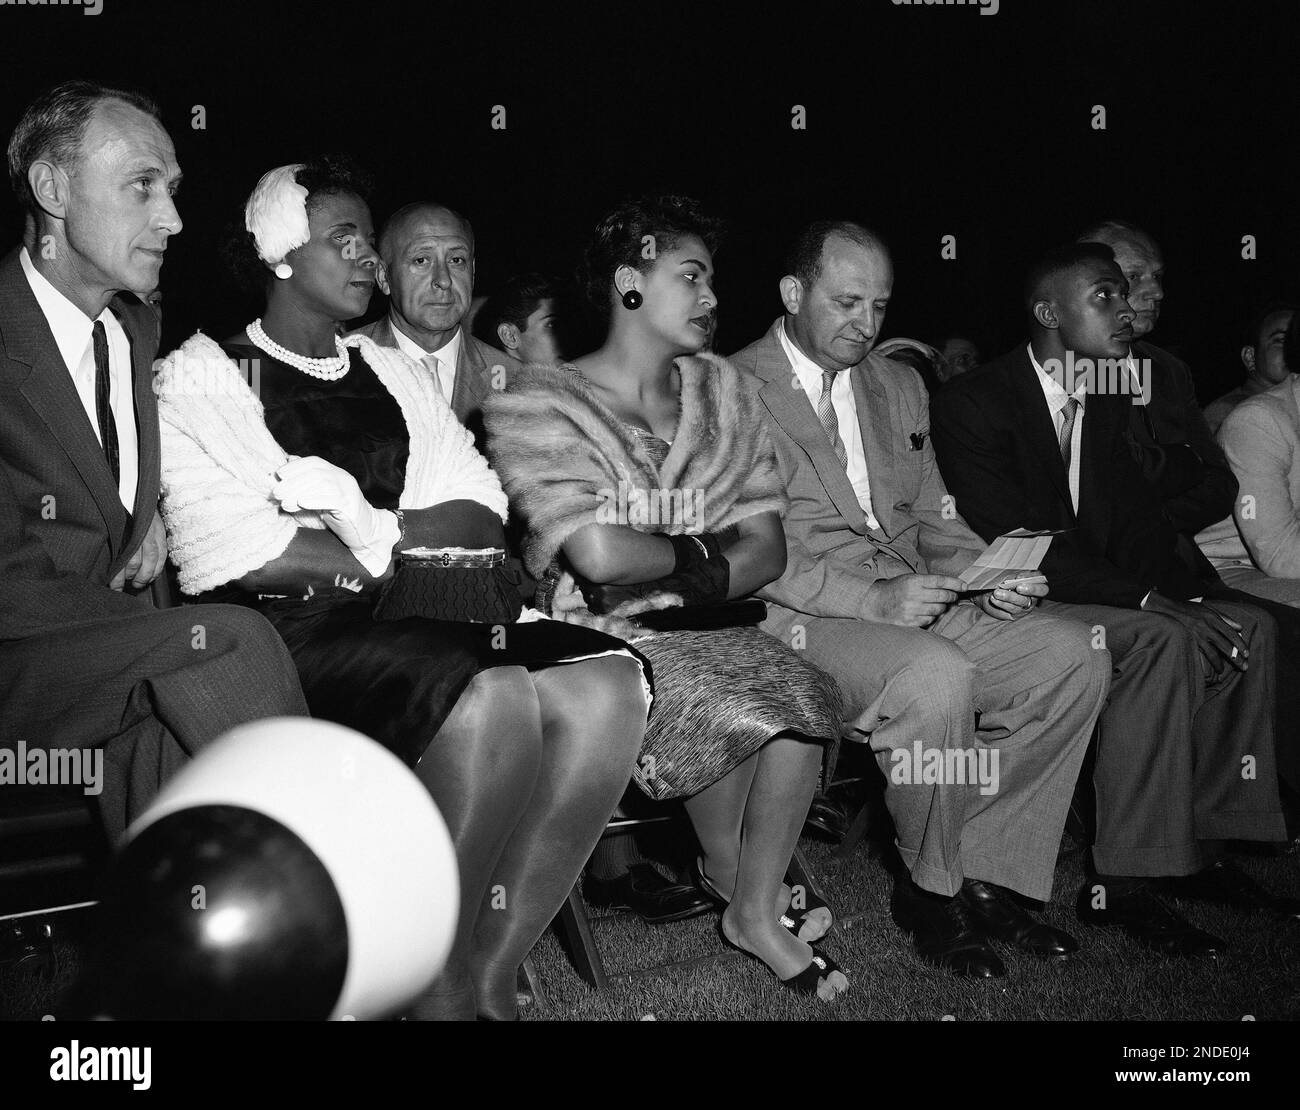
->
[932,241,1298,956]
[349,202,520,444]
[733,221,1111,979]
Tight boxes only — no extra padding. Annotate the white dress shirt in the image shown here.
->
[1028,342,1086,514]
[779,319,879,529]
[20,247,139,511]
[390,317,460,402]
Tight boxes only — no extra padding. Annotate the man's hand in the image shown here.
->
[1142,592,1249,679]
[862,574,965,627]
[110,509,168,591]
[974,572,1048,621]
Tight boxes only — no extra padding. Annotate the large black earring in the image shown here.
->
[622,289,643,310]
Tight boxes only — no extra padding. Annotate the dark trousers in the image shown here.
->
[1207,584,1300,795]
[1041,598,1287,876]
[0,604,308,843]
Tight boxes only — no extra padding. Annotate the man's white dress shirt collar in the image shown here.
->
[390,316,460,402]
[780,318,879,530]
[20,247,139,511]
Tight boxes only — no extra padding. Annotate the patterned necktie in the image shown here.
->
[817,370,848,468]
[1058,396,1080,470]
[421,353,446,400]
[91,320,120,484]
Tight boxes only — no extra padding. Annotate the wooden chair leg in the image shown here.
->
[833,798,874,862]
[552,884,609,990]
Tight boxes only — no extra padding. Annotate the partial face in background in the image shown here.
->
[278,191,379,321]
[784,235,892,372]
[379,205,474,337]
[942,336,981,378]
[1243,308,1295,386]
[41,98,183,298]
[515,297,561,365]
[1049,258,1136,360]
[1100,231,1163,339]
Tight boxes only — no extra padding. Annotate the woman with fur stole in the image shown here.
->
[486,197,849,1001]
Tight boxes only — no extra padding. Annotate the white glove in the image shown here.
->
[272,456,400,577]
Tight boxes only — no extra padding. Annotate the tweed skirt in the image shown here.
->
[629,626,843,800]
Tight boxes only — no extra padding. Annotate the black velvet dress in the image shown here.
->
[205,341,650,767]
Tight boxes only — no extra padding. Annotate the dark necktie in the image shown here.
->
[1058,396,1080,470]
[817,370,849,468]
[92,319,120,484]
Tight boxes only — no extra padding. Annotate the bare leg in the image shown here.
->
[685,742,832,940]
[718,736,849,1000]
[471,656,647,1019]
[406,667,543,1021]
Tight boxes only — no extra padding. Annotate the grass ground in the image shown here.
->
[521,838,1300,1022]
[3,836,1297,1022]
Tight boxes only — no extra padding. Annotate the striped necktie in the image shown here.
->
[817,370,848,468]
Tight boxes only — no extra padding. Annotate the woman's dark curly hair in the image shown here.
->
[581,195,724,321]
[222,154,376,293]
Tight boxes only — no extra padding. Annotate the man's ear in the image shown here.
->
[779,275,802,316]
[376,262,390,297]
[1031,300,1058,330]
[28,160,70,222]
[1241,345,1256,374]
[496,322,520,352]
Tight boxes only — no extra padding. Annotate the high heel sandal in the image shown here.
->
[691,857,834,941]
[716,919,848,998]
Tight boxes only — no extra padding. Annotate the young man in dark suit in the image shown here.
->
[1,81,308,842]
[1078,221,1300,810]
[931,242,1299,954]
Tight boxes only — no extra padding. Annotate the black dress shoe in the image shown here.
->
[803,793,849,841]
[584,864,713,924]
[890,877,1006,978]
[1161,860,1300,921]
[961,879,1078,957]
[1075,879,1226,957]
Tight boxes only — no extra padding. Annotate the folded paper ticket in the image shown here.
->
[957,527,1066,591]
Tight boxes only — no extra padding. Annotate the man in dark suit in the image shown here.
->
[349,202,521,446]
[1,81,307,842]
[732,222,1112,978]
[931,242,1298,952]
[1078,221,1300,804]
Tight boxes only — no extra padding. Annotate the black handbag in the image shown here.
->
[373,547,524,624]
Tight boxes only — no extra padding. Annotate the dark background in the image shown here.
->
[2,0,1297,401]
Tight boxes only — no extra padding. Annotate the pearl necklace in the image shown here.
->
[246,318,350,380]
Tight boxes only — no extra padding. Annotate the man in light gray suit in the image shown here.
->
[350,202,520,447]
[731,220,1111,978]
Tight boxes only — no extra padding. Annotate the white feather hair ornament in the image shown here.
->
[244,164,310,265]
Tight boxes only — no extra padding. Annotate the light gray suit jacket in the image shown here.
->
[1216,374,1300,579]
[348,314,521,445]
[730,318,985,637]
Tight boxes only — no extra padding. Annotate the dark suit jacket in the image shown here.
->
[1125,340,1235,580]
[730,319,985,630]
[348,314,521,446]
[930,344,1204,609]
[0,247,160,642]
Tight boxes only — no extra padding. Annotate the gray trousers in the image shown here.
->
[0,603,309,844]
[1040,598,1287,876]
[762,601,1109,902]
